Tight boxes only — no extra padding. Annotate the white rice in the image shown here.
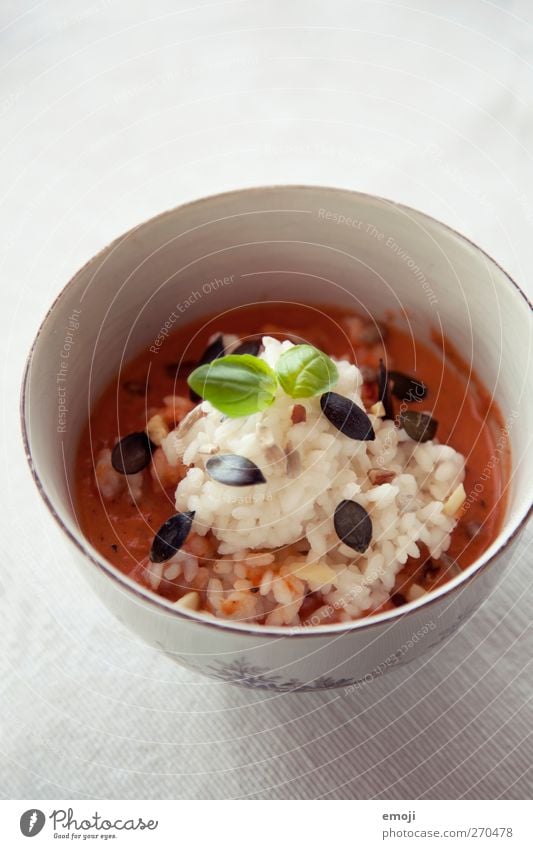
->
[157,336,466,625]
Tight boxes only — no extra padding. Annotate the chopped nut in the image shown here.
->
[285,561,336,586]
[407,583,426,602]
[160,395,196,426]
[176,405,206,437]
[265,443,285,464]
[369,401,386,418]
[285,443,301,478]
[257,421,284,464]
[368,468,396,485]
[293,537,311,554]
[197,442,219,455]
[443,483,466,516]
[174,591,200,611]
[291,404,307,424]
[146,414,169,446]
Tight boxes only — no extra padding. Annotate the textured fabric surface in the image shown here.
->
[1,0,531,800]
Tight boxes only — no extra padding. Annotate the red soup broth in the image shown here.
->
[75,303,508,617]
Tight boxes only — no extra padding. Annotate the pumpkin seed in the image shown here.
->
[232,339,262,357]
[150,511,195,563]
[400,411,438,442]
[389,371,427,402]
[391,592,407,607]
[320,392,375,441]
[164,360,195,379]
[378,359,394,420]
[111,432,154,475]
[189,334,225,401]
[333,500,373,553]
[206,454,266,486]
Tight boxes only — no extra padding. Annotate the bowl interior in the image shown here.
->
[22,186,532,621]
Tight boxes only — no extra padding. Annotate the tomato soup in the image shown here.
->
[75,303,507,625]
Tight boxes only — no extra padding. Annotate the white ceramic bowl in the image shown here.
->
[21,186,532,691]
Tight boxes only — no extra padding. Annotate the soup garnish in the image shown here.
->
[205,454,267,487]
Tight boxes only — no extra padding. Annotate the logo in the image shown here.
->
[20,809,45,837]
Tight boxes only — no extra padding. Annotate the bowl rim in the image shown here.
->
[20,183,533,639]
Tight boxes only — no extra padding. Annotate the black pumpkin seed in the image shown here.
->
[122,379,149,396]
[391,592,407,607]
[232,338,262,357]
[150,511,195,563]
[111,432,155,475]
[320,392,375,441]
[389,371,427,402]
[334,500,373,553]
[400,411,438,442]
[189,334,225,401]
[164,360,196,379]
[199,333,225,364]
[206,454,266,486]
[378,359,394,420]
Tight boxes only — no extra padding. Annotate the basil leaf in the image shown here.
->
[276,344,338,398]
[187,354,278,417]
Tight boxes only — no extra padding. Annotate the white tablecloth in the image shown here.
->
[1,0,531,799]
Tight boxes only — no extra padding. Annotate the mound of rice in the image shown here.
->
[160,336,465,625]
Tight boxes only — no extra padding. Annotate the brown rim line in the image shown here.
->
[20,185,533,640]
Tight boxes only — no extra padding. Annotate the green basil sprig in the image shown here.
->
[187,344,339,417]
[276,344,338,398]
[187,354,278,418]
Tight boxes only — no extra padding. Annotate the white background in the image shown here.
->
[1,0,532,799]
